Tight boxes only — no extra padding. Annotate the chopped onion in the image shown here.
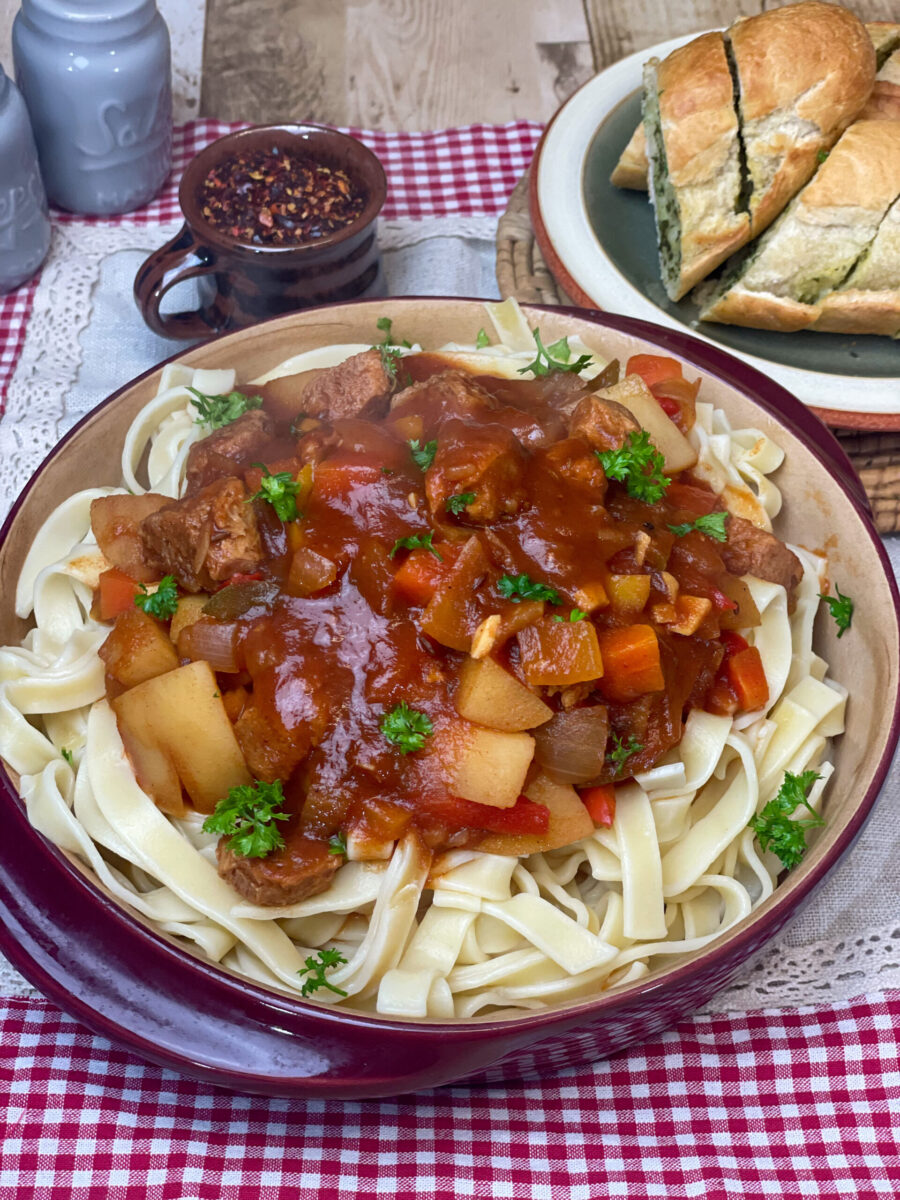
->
[178,619,240,673]
[533,705,609,785]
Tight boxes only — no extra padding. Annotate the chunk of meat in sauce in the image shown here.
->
[216,830,339,906]
[426,418,527,523]
[390,369,497,421]
[233,700,312,783]
[721,515,803,596]
[140,477,263,593]
[568,394,640,452]
[542,437,608,499]
[90,492,171,582]
[301,348,394,421]
[185,409,275,493]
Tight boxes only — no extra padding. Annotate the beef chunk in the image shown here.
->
[301,349,393,421]
[542,437,608,498]
[390,370,498,420]
[425,418,527,523]
[568,394,640,451]
[140,477,263,592]
[217,830,340,906]
[233,701,311,783]
[721,516,803,596]
[185,409,275,493]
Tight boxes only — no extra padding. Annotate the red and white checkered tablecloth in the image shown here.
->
[1,121,898,1199]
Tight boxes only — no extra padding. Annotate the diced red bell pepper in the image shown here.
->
[719,630,749,658]
[626,354,683,389]
[579,784,616,827]
[423,794,550,836]
[97,567,140,620]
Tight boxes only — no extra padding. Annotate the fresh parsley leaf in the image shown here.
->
[389,531,443,561]
[187,387,263,430]
[819,586,853,638]
[475,328,490,349]
[607,732,643,778]
[667,511,729,542]
[135,574,179,620]
[328,831,347,856]
[518,328,593,377]
[381,702,434,754]
[597,431,669,504]
[409,438,437,471]
[554,608,587,623]
[61,748,74,766]
[376,342,403,382]
[376,316,393,338]
[250,464,301,522]
[445,491,476,515]
[202,779,290,859]
[817,149,829,163]
[496,573,561,605]
[381,466,395,476]
[298,948,348,998]
[748,770,824,870]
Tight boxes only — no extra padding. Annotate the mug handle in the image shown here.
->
[134,223,221,340]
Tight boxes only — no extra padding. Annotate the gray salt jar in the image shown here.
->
[13,0,173,215]
[0,63,51,293]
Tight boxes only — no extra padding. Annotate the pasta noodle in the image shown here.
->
[0,305,846,1020]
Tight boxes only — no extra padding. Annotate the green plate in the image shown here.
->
[582,90,896,380]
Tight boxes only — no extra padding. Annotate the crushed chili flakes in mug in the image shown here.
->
[200,148,368,246]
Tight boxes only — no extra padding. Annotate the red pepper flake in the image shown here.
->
[200,147,368,246]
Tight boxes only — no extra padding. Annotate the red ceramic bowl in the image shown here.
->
[1,299,897,1098]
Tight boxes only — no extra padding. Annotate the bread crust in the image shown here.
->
[814,291,900,336]
[860,49,900,121]
[701,288,820,331]
[729,1,876,234]
[609,123,648,189]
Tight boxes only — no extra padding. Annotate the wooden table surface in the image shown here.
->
[1,0,894,129]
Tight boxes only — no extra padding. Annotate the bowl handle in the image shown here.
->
[134,224,221,340]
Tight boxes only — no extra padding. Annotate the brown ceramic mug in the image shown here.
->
[134,124,387,339]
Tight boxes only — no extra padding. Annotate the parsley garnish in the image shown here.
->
[376,316,393,338]
[381,467,395,476]
[61,748,74,766]
[518,328,593,377]
[597,431,669,504]
[496,573,561,605]
[445,491,476,515]
[554,608,587,623]
[328,831,347,856]
[475,328,490,349]
[202,779,290,859]
[381,702,434,754]
[187,387,262,430]
[817,149,829,163]
[819,586,853,638]
[250,465,301,522]
[135,575,178,620]
[377,342,403,382]
[409,438,438,471]
[748,770,824,870]
[667,511,729,542]
[389,531,443,561]
[298,948,348,998]
[607,732,643,777]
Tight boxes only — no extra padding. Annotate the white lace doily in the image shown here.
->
[1,216,898,1012]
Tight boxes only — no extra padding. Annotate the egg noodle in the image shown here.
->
[0,302,846,1019]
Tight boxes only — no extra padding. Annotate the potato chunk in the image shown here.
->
[477,773,594,856]
[454,657,553,732]
[446,725,535,809]
[516,618,604,687]
[112,661,251,814]
[99,609,179,690]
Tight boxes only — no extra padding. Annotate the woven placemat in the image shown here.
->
[496,169,900,535]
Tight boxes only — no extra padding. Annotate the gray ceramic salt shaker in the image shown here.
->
[0,63,51,294]
[12,0,172,216]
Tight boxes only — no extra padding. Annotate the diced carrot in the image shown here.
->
[626,354,683,389]
[596,624,664,702]
[97,567,141,621]
[393,545,459,606]
[726,645,769,712]
[580,784,616,827]
[665,481,719,515]
[313,458,384,499]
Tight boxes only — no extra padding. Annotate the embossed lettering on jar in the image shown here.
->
[12,0,173,216]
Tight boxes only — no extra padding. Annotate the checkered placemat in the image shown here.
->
[1,120,898,1199]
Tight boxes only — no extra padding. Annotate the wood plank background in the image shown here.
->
[200,0,897,127]
[1,0,895,128]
